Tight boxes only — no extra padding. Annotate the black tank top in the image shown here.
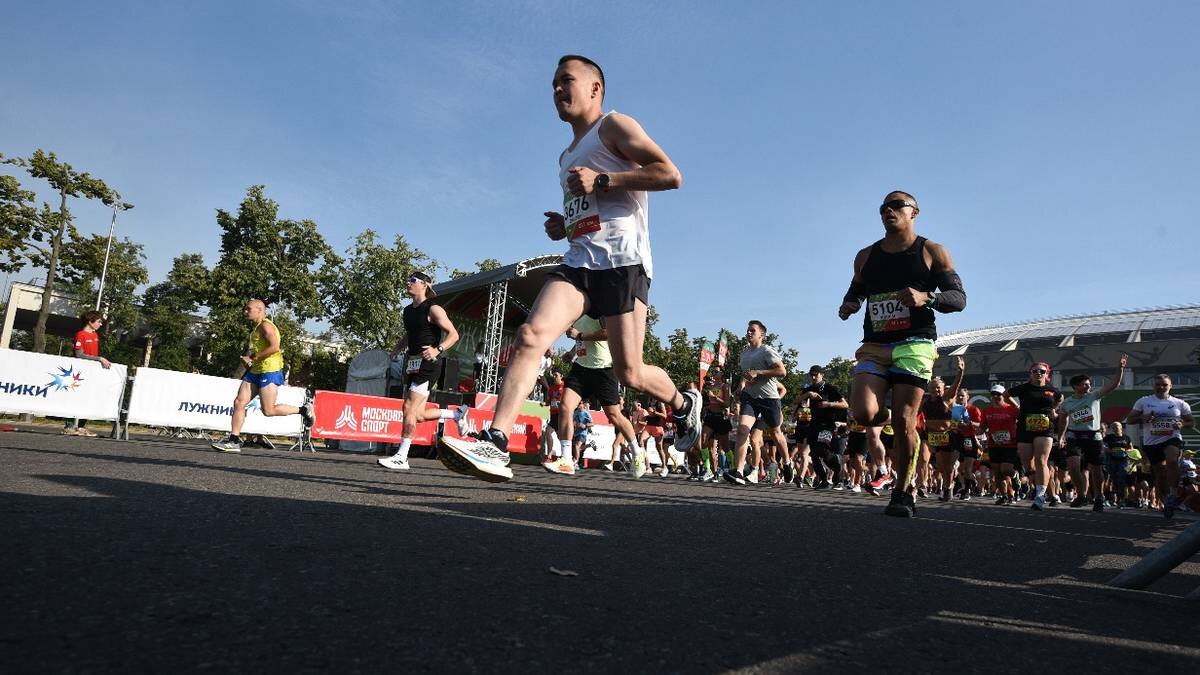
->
[403,299,442,356]
[922,395,951,421]
[860,236,937,343]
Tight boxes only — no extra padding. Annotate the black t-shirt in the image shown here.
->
[1007,382,1061,416]
[1103,434,1132,453]
[807,382,845,428]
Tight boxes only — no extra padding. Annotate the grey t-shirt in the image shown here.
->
[740,344,783,399]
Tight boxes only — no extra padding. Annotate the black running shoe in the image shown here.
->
[884,490,914,518]
[723,469,747,486]
[781,462,794,484]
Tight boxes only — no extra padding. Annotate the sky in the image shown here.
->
[3,0,1197,364]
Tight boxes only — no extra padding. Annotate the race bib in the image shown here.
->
[817,430,833,444]
[405,356,423,374]
[798,409,812,422]
[563,191,601,240]
[962,437,974,449]
[1024,414,1051,432]
[848,421,865,433]
[868,292,912,332]
[928,431,950,446]
[992,430,1011,444]
[1068,408,1094,427]
[1150,418,1176,436]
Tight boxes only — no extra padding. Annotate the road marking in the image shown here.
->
[930,611,1200,657]
[388,503,606,537]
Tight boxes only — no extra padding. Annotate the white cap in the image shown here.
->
[990,384,1006,394]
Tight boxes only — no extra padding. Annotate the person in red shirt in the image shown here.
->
[980,384,1020,504]
[541,370,566,460]
[64,310,112,437]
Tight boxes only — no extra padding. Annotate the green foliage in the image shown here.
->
[326,229,437,353]
[822,356,855,397]
[289,347,350,391]
[59,234,148,340]
[449,257,504,280]
[142,254,209,371]
[0,150,127,352]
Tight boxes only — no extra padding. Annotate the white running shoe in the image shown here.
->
[377,455,411,471]
[633,452,647,479]
[211,436,242,453]
[438,433,513,482]
[602,462,614,471]
[659,465,669,478]
[746,469,759,485]
[671,390,704,452]
[543,458,576,476]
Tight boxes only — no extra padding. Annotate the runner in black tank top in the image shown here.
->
[837,190,967,518]
[378,271,461,473]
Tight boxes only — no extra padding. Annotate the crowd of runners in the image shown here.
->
[196,53,1196,520]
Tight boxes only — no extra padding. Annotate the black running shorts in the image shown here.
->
[548,263,650,318]
[564,363,620,407]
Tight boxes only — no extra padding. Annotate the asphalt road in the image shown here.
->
[2,427,1198,674]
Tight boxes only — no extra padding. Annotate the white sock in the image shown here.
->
[395,438,412,461]
[439,409,456,420]
[561,439,572,462]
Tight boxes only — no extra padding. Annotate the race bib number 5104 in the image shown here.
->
[563,192,601,240]
[868,292,912,332]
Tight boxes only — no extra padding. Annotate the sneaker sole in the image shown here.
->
[542,463,575,476]
[438,437,513,483]
[376,459,410,471]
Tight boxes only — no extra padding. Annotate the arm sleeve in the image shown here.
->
[932,270,966,313]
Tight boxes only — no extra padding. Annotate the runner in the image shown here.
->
[1057,354,1128,511]
[379,272,463,471]
[839,191,966,517]
[542,370,566,460]
[1126,374,1195,518]
[212,299,314,452]
[797,365,848,490]
[980,384,1019,505]
[699,370,732,482]
[1103,421,1134,507]
[643,401,670,478]
[923,358,964,502]
[950,386,983,500]
[543,315,640,477]
[790,389,814,487]
[439,55,701,482]
[1003,362,1063,511]
[724,321,789,486]
[64,310,112,437]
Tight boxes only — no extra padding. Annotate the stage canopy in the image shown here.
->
[432,254,562,393]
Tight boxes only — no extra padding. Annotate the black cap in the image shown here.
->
[809,365,824,374]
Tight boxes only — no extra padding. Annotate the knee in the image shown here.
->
[514,323,549,350]
[613,363,642,388]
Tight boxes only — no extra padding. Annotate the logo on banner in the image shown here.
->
[335,405,358,431]
[46,365,84,392]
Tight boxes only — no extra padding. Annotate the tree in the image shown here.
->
[822,356,855,397]
[325,229,437,353]
[202,186,340,375]
[59,234,148,341]
[0,150,127,352]
[449,257,504,280]
[141,253,209,371]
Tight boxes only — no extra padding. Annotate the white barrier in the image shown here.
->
[127,367,305,436]
[0,348,127,420]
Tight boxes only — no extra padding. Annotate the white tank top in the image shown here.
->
[558,111,652,278]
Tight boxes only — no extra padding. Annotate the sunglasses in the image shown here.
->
[1031,369,1048,375]
[407,276,424,284]
[879,199,916,214]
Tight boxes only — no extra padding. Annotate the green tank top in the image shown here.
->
[1060,391,1102,433]
[250,318,285,374]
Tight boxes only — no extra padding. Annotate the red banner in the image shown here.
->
[310,390,438,444]
[717,337,728,368]
[441,404,544,455]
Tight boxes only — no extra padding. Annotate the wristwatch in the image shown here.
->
[596,173,610,190]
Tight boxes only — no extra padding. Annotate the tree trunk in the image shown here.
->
[142,334,154,367]
[32,188,68,353]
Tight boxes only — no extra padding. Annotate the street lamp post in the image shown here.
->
[96,202,133,311]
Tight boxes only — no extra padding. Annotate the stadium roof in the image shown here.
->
[935,304,1200,351]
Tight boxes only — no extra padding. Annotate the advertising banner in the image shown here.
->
[0,349,126,420]
[310,390,438,444]
[127,367,305,436]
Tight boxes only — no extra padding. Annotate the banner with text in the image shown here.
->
[441,405,544,455]
[310,390,438,444]
[0,349,127,420]
[127,367,305,436]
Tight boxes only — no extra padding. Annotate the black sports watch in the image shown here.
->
[595,173,610,190]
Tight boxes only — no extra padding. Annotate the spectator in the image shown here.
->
[64,310,111,437]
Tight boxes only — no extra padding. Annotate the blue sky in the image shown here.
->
[3,1,1197,364]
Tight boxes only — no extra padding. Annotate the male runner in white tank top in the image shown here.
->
[439,54,702,483]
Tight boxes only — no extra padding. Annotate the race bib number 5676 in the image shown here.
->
[563,192,601,240]
[868,292,912,332]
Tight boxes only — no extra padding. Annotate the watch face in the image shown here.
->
[597,173,610,187]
